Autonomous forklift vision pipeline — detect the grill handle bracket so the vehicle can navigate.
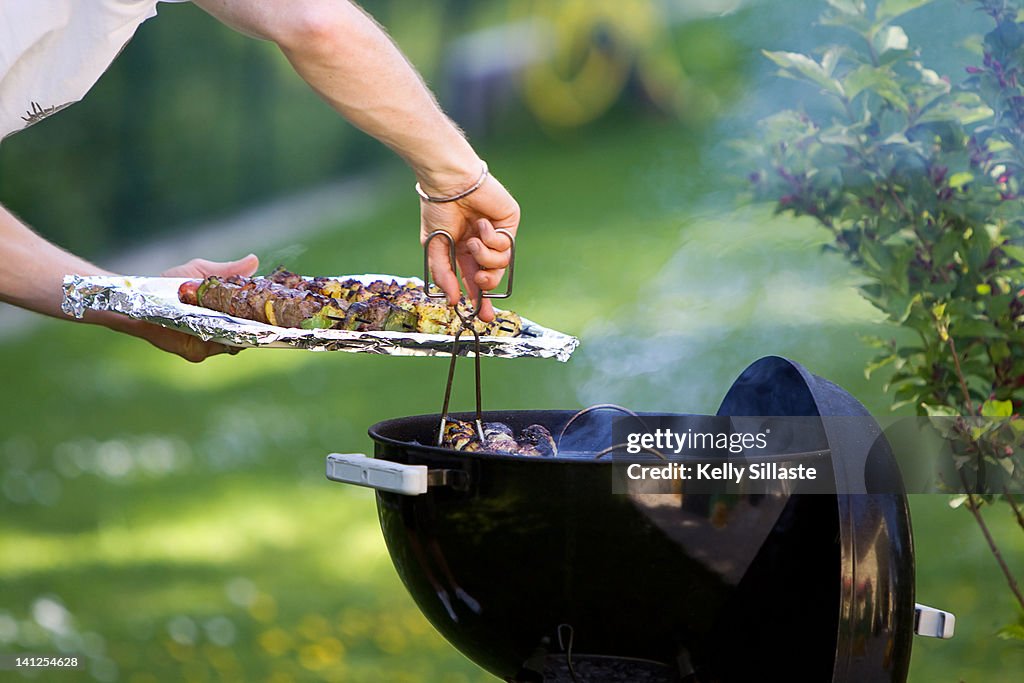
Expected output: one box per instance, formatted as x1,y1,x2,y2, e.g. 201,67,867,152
914,603,955,639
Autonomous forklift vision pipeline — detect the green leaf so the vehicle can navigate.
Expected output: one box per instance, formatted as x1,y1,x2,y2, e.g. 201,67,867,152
895,293,921,323
878,47,913,67
865,353,897,378
826,0,866,15
996,610,1024,642
1002,244,1024,264
819,128,862,147
873,25,909,55
875,0,933,25
952,317,1005,339
990,341,1011,363
948,493,968,509
997,623,1024,642
948,171,974,189
821,47,842,77
895,384,924,404
988,139,1014,154
763,50,844,96
922,403,959,417
985,21,1024,62
998,457,1015,476
897,346,925,358
844,64,900,100
860,334,891,349
982,399,1014,418
820,10,874,34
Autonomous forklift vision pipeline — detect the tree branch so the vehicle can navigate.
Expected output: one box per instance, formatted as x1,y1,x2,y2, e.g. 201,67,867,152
948,336,976,415
962,471,1024,612
1004,486,1024,532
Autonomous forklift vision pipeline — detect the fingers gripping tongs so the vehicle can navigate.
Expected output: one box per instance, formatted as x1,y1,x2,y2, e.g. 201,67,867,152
423,229,515,446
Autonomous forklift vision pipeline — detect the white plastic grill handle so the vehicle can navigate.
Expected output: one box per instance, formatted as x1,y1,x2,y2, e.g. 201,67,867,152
914,604,955,639
326,453,428,496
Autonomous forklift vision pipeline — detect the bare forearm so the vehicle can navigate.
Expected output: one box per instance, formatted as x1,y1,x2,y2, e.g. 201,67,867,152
281,3,479,192
192,0,481,193
0,204,111,316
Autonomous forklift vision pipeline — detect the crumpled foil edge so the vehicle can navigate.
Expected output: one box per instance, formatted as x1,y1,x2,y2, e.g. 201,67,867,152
61,274,579,362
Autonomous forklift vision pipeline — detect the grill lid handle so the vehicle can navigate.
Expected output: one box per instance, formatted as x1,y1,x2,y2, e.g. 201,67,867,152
914,603,955,639
326,453,428,496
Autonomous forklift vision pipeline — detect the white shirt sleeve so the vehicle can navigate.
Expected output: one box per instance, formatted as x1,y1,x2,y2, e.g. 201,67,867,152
0,1,190,142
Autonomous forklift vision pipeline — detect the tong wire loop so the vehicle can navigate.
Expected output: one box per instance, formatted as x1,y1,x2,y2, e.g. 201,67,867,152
423,229,456,301
422,228,516,308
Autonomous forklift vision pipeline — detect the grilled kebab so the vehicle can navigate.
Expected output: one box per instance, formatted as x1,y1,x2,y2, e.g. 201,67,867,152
177,269,523,336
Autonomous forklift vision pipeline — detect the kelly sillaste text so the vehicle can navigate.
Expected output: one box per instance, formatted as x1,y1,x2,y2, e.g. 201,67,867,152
625,462,817,483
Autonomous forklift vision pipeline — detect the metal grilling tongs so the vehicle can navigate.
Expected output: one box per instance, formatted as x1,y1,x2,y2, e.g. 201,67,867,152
423,228,515,446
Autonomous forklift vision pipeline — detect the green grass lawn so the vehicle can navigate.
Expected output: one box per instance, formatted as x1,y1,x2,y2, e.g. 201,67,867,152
1,119,1022,682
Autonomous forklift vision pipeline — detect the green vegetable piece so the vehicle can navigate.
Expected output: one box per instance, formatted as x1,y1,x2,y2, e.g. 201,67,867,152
196,277,217,307
383,308,419,333
300,309,334,330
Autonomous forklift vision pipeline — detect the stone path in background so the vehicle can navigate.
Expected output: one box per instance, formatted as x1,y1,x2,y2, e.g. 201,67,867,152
0,173,385,341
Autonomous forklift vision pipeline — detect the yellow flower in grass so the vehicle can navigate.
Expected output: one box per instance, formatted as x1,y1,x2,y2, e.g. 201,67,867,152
202,644,239,673
259,628,292,657
248,594,277,623
182,661,210,683
373,623,407,654
298,613,330,640
164,639,195,662
337,608,372,638
298,636,345,671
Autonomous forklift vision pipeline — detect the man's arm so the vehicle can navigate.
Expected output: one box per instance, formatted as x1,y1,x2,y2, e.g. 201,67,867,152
0,203,259,361
191,0,520,321
0,204,104,318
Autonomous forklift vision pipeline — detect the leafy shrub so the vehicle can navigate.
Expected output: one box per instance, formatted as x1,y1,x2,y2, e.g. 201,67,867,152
742,0,1024,629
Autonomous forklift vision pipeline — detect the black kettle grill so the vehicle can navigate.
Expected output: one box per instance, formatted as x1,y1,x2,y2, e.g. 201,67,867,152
325,356,954,682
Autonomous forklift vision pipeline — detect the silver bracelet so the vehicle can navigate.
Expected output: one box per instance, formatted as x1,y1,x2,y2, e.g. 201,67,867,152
415,161,489,203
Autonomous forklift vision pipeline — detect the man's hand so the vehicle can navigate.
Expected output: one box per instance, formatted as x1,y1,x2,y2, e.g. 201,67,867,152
131,254,260,362
421,174,519,322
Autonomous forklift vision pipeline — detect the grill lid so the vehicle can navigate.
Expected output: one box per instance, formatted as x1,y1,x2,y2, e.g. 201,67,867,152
718,356,915,683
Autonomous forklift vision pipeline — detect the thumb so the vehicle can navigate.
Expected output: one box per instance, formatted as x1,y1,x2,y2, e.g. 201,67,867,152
164,254,260,279
205,253,259,277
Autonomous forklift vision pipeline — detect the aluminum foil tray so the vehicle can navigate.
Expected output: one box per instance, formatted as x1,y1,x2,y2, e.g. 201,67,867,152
62,274,578,361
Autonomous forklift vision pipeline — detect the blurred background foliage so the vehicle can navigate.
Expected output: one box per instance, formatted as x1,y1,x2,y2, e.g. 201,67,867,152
0,0,747,256
1,1,1023,682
